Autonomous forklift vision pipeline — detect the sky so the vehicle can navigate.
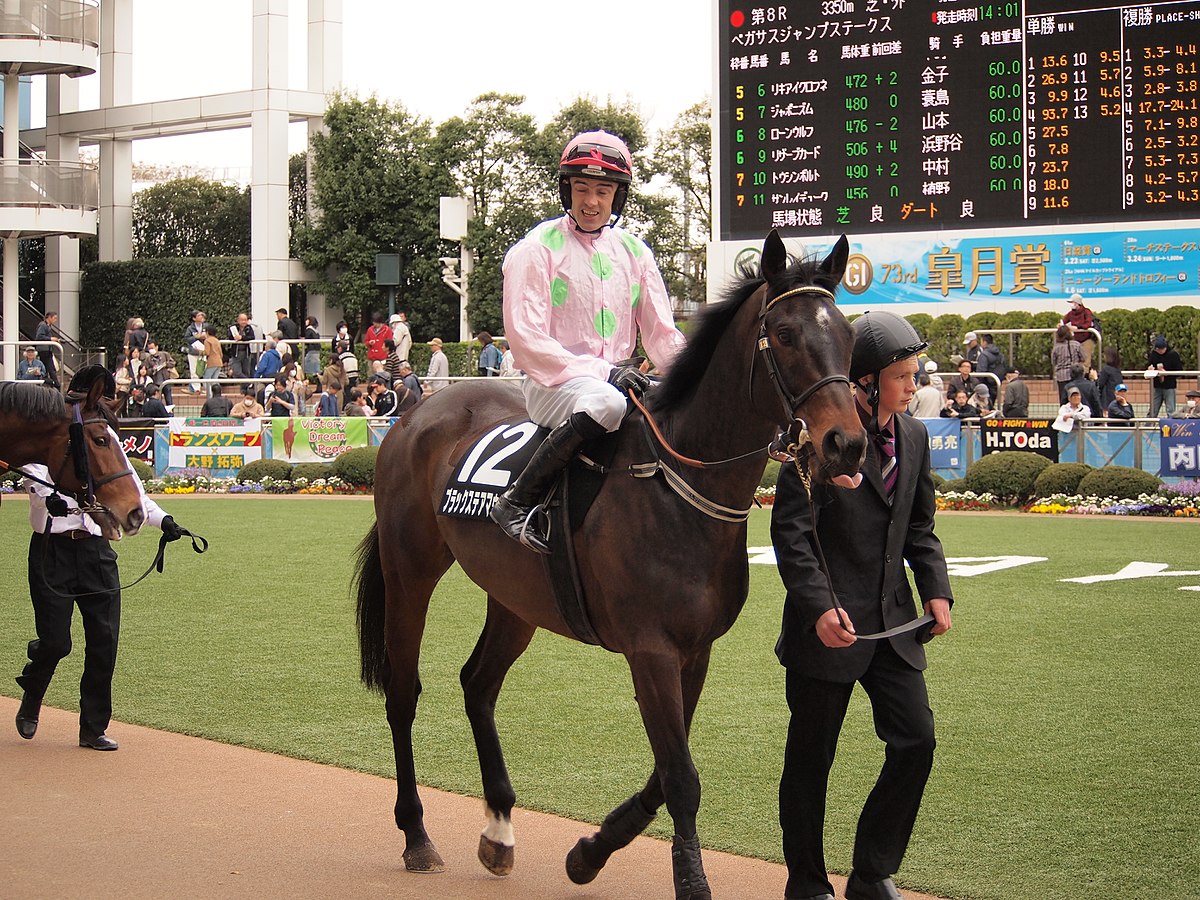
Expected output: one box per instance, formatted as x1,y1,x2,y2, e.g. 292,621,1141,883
40,0,714,181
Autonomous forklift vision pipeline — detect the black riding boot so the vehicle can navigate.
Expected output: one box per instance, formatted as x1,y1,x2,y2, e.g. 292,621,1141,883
489,412,606,554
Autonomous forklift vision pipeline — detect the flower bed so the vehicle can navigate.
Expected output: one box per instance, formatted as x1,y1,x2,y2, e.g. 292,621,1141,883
1027,491,1199,517
144,474,349,495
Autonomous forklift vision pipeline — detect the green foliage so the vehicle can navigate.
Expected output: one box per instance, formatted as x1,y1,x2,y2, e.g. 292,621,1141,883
962,451,1052,503
1076,465,1163,500
129,458,154,483
79,257,250,354
1033,462,1093,498
237,459,294,483
406,340,474,378
1,468,23,488
331,446,378,486
924,314,967,367
939,477,964,491
294,92,460,340
290,462,334,483
759,459,781,489
930,470,947,490
133,177,250,258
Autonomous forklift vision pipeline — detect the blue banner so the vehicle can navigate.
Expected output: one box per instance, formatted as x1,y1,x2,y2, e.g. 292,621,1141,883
923,418,962,470
1159,420,1200,479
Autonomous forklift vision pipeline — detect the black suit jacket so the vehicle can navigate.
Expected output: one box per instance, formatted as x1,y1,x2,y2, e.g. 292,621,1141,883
771,413,953,682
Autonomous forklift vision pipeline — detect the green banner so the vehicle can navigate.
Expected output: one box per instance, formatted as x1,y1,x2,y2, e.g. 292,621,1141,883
271,417,369,463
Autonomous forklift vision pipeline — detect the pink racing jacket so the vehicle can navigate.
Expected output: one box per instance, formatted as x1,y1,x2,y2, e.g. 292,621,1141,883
502,216,686,388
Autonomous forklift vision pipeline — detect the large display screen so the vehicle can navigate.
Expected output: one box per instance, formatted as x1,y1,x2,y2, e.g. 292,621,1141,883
716,1,1200,241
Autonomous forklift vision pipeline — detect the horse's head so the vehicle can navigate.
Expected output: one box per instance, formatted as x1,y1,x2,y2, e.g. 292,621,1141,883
62,374,147,540
756,230,867,482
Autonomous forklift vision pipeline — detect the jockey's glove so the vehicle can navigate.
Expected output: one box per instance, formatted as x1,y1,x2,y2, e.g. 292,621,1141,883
160,515,183,542
608,364,651,397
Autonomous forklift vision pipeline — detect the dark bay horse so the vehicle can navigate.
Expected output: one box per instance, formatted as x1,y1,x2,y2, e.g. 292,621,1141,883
0,372,145,539
354,231,868,898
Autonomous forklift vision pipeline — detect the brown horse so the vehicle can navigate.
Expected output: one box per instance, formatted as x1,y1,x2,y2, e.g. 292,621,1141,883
0,371,146,539
354,231,867,898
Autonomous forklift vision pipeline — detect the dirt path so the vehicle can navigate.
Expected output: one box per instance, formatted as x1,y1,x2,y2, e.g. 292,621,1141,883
0,697,945,899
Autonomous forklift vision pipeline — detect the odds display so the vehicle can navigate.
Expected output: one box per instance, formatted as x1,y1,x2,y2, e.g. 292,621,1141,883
716,1,1200,240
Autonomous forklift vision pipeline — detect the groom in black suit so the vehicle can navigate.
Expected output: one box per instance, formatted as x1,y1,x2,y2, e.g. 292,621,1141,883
771,311,954,900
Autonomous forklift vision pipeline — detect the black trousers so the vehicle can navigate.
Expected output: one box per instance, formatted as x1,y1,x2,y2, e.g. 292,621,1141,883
38,351,59,389
16,532,121,738
780,641,936,898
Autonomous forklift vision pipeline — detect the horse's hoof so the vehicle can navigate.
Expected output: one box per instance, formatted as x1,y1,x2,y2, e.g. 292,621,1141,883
565,839,601,885
403,841,445,873
477,834,514,876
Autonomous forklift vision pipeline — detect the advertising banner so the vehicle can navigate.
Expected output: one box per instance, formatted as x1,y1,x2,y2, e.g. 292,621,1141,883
118,418,156,463
923,418,962,470
167,417,263,476
981,418,1058,463
270,417,370,463
1159,419,1200,479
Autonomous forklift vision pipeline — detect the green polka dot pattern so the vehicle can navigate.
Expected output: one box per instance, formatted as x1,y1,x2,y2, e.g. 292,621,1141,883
594,308,617,338
551,277,569,307
630,283,641,307
591,252,614,281
620,233,643,257
540,226,566,252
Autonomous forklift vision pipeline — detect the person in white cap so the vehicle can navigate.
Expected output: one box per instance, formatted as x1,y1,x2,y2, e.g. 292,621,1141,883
425,337,448,393
961,331,980,369
1060,293,1096,369
389,311,412,363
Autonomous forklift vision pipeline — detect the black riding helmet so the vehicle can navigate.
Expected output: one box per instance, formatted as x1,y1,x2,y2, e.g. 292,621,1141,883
850,311,928,411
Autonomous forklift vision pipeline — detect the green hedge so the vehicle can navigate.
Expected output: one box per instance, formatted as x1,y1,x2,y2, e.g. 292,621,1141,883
1032,462,1093,499
237,459,293,483
331,446,378,486
80,257,251,355
1076,466,1163,500
290,462,334,483
130,458,154,483
962,451,1052,504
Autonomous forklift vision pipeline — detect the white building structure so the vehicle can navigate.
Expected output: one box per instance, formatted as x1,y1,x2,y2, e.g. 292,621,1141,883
2,0,340,378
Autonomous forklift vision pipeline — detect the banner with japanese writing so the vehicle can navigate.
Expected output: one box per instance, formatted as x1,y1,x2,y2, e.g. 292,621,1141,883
167,417,263,476
924,418,962,469
118,418,156,463
270,417,370,463
981,418,1058,463
1159,419,1200,479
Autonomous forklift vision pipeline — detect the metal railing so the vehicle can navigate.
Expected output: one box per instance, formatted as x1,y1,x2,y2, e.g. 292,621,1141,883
0,158,99,210
0,0,100,47
966,327,1102,369
0,339,61,381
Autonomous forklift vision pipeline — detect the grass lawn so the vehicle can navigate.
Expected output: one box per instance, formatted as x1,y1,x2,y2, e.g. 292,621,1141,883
1,497,1197,900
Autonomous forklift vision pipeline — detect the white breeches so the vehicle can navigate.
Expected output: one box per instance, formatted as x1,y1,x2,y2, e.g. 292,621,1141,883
523,376,626,432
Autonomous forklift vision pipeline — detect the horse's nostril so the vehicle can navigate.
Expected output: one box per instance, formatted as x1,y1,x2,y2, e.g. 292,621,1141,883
128,508,146,532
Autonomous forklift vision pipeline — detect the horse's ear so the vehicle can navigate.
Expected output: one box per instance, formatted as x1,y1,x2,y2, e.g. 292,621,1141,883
85,377,109,410
818,235,850,284
761,229,788,282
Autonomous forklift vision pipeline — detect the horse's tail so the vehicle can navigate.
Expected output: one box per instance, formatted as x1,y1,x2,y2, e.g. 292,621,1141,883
353,522,388,693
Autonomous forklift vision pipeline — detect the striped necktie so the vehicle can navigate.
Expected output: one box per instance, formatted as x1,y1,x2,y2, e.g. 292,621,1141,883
877,426,897,499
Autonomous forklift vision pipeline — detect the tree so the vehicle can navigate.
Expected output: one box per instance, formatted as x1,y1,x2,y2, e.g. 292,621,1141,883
132,177,250,258
294,92,460,340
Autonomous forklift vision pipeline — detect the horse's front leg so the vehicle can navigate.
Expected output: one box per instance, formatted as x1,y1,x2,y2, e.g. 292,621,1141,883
628,649,712,900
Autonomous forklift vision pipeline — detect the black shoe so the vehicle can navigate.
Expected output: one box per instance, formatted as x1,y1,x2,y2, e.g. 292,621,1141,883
15,693,41,740
845,872,901,900
489,493,550,555
79,732,119,751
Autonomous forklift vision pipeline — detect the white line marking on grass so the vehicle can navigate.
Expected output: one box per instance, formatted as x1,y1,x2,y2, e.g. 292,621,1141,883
1062,562,1200,584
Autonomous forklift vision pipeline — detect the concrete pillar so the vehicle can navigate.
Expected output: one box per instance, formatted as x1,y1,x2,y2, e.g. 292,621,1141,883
2,73,18,377
304,0,342,329
250,0,291,326
99,0,133,261
46,75,82,343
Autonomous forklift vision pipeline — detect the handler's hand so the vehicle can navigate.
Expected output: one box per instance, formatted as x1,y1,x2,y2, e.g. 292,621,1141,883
925,598,952,637
815,607,857,648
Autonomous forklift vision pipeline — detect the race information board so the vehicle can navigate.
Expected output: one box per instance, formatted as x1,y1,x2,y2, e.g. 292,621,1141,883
716,1,1200,240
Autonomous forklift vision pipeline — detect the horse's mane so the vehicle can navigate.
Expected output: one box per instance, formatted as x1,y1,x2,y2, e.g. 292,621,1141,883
650,251,838,412
0,381,67,422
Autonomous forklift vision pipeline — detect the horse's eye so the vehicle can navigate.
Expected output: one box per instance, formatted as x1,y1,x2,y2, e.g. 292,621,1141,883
94,436,108,447
776,327,795,347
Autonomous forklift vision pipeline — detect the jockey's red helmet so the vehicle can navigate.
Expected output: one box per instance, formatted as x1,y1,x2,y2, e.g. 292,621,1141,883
558,130,633,220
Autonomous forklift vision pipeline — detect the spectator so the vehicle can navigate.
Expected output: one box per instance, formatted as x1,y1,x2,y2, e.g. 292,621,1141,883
1061,293,1096,370
1053,385,1090,433
227,313,256,379
112,353,133,396
923,358,943,392
1052,323,1083,402
201,383,234,417
123,316,149,357
316,381,341,416
940,388,978,420
254,337,283,378
201,324,225,396
1095,346,1124,415
498,338,516,377
280,358,308,415
331,320,353,357
342,387,370,416
125,347,151,391
144,339,176,406
1146,335,1183,417
425,337,449,393
364,311,391,364
265,374,296,417
961,330,980,369
302,316,322,377
1001,367,1029,418
907,372,943,418
122,385,146,418
946,359,978,399
230,387,264,420
389,311,412,363
1065,364,1102,422
318,354,344,394
974,333,1006,401
393,362,421,413
17,346,45,381
1182,390,1200,419
368,374,397,416
35,311,62,389
397,359,422,402
275,307,299,340
183,309,207,391
338,347,361,400
142,384,170,418
970,383,998,419
476,330,502,377
1106,383,1135,425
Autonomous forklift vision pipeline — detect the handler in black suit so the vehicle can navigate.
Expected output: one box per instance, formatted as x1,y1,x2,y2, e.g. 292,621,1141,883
771,311,954,900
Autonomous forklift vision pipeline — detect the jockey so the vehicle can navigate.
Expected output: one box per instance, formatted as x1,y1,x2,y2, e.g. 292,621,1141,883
490,130,686,553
